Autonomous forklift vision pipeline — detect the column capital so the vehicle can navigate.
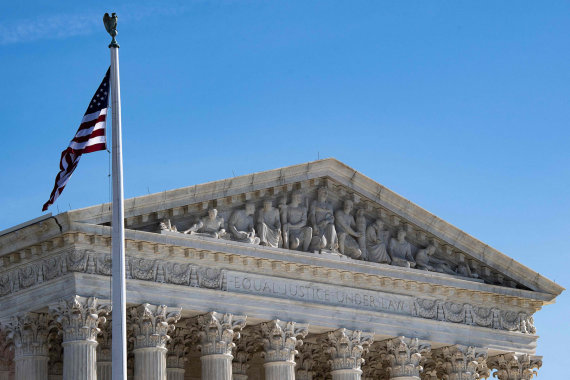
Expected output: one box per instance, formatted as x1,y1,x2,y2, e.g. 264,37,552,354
322,328,374,372
51,295,111,343
166,327,187,369
97,318,112,362
296,341,325,380
428,345,488,380
488,353,542,380
190,311,247,356
260,319,308,363
379,336,430,379
5,312,51,357
129,303,181,349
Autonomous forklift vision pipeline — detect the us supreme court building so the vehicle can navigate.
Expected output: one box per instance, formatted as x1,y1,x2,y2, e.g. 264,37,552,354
0,159,563,380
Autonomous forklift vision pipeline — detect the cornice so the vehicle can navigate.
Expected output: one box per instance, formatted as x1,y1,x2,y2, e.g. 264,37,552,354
0,222,549,314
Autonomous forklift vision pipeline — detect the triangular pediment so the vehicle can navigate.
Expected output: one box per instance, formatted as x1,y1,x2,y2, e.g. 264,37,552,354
68,159,563,298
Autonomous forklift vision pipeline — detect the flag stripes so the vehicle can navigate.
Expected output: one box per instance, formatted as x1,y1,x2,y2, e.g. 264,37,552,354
42,68,111,211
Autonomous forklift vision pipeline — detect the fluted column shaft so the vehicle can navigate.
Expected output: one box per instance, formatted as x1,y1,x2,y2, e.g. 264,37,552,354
133,347,167,380
202,354,233,380
96,362,111,380
62,341,97,380
331,368,361,380
14,356,48,380
166,368,185,380
264,362,295,380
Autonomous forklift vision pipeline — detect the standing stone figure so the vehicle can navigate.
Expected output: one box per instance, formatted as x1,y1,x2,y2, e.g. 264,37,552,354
228,203,261,245
334,200,363,259
309,187,338,251
183,208,228,239
282,191,313,251
257,200,282,248
388,229,416,268
355,209,368,259
366,219,391,264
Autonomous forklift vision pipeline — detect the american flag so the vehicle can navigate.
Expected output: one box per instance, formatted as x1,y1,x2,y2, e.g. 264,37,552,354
42,68,111,211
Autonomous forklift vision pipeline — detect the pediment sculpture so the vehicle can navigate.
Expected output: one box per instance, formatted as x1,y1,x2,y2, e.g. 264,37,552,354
159,187,481,281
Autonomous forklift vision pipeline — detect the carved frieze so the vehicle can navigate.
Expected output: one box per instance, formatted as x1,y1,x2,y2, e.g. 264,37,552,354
0,248,537,335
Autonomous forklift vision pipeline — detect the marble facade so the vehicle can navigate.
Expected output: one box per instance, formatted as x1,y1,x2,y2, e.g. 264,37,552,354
0,159,563,379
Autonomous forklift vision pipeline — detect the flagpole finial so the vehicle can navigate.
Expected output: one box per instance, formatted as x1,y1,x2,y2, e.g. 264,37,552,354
103,13,119,48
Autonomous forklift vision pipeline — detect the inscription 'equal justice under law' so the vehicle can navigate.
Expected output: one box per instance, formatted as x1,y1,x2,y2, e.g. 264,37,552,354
227,272,411,314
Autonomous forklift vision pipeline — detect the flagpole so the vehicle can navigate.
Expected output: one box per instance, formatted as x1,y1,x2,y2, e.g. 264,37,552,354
104,13,127,380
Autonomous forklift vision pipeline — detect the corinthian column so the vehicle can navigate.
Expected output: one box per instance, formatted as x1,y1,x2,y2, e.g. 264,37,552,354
130,304,182,380
51,296,111,380
96,320,112,380
430,345,488,380
6,313,50,380
260,320,308,380
379,336,430,380
488,353,542,380
166,328,187,380
0,329,14,380
322,328,374,380
192,312,247,380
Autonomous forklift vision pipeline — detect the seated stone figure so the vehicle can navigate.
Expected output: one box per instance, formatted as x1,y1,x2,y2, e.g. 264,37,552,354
309,187,338,252
282,191,313,251
388,229,416,268
159,219,178,232
257,200,282,248
183,208,228,239
334,200,363,259
228,203,261,245
366,219,391,264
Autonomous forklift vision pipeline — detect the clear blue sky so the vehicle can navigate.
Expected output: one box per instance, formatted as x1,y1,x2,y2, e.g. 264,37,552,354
1,1,568,377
